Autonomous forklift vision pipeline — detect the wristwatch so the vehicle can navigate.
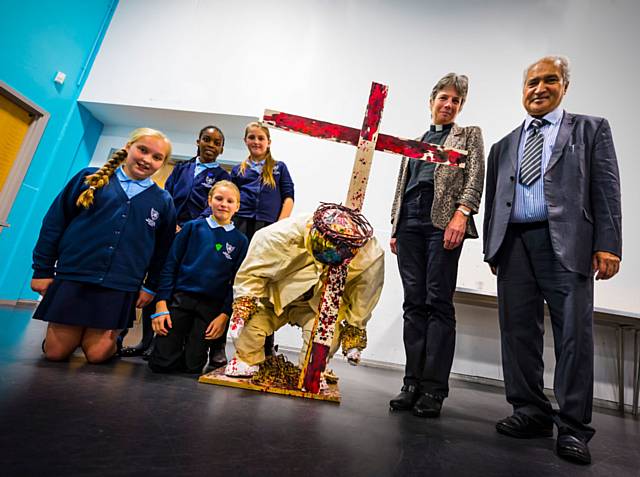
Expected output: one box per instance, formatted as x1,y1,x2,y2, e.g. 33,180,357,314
456,207,471,217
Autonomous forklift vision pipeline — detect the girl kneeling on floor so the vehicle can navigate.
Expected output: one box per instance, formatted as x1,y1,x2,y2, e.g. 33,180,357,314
31,128,177,363
149,180,248,373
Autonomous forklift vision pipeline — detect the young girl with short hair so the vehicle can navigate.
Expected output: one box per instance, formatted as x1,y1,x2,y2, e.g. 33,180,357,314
31,128,177,364
149,180,248,374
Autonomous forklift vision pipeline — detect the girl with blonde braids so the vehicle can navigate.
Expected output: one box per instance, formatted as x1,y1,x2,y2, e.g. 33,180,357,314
31,128,177,364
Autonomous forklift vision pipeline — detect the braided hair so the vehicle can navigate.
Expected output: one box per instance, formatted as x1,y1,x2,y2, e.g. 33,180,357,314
76,127,171,209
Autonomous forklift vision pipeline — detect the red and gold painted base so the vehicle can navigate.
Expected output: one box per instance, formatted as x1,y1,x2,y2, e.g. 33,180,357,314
198,367,341,403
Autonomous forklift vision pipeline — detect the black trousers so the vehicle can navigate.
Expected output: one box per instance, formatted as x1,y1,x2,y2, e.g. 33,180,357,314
149,292,226,374
496,222,595,441
396,196,462,398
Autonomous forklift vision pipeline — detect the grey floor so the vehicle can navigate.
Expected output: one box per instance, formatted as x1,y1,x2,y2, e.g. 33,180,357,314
0,304,638,476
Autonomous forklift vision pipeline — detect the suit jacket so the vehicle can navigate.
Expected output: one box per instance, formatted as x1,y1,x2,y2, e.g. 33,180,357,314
483,111,622,276
390,124,485,238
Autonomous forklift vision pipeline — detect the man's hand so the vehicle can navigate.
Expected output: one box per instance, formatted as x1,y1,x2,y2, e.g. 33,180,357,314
592,251,621,280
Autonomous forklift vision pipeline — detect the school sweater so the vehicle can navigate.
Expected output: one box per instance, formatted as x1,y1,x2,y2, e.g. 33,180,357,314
32,167,176,292
157,217,248,314
231,161,295,223
164,157,231,226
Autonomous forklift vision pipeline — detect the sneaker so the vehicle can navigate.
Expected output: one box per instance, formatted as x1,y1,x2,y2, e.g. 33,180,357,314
224,356,259,377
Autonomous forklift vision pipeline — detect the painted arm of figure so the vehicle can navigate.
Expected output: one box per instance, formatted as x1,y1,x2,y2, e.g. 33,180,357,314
444,127,485,250
589,118,622,280
229,225,295,339
338,239,385,364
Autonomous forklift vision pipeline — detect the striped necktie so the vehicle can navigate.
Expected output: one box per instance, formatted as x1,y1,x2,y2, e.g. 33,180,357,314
519,118,546,186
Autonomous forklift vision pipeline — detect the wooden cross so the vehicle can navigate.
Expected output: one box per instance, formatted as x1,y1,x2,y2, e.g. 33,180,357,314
263,82,466,393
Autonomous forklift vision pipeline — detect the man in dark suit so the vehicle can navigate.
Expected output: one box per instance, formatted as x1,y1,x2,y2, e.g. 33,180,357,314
483,56,622,465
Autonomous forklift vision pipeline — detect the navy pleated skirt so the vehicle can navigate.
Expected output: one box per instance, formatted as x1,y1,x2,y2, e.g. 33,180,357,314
32,279,137,330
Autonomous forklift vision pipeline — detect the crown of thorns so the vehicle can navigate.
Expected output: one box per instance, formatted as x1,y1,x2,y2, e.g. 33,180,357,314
312,202,373,248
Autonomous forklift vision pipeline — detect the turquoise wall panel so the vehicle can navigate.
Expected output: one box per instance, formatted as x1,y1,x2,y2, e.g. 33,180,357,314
0,0,118,301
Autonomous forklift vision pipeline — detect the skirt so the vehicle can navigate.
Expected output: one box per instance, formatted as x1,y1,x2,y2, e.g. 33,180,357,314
32,279,137,330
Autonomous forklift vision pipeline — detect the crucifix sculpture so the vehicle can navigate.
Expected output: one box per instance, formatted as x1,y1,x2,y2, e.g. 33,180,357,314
262,82,467,393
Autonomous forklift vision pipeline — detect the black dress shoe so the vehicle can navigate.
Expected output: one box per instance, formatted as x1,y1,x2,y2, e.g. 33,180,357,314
389,385,419,411
496,413,553,438
556,431,591,465
412,393,443,418
119,345,147,358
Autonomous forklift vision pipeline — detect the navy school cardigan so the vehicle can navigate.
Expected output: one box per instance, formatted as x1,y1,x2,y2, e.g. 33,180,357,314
164,158,231,226
156,218,248,315
231,161,295,223
32,167,177,292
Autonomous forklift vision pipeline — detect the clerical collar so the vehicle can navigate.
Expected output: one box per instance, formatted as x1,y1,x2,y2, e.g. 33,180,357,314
430,123,453,132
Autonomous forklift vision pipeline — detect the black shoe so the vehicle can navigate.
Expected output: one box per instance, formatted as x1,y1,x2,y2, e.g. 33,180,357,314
496,414,553,438
412,393,443,418
142,345,154,361
556,431,591,465
119,345,148,358
208,346,228,369
389,385,420,411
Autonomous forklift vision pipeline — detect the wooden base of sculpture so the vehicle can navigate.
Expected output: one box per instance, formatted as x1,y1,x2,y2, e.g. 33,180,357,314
198,367,341,403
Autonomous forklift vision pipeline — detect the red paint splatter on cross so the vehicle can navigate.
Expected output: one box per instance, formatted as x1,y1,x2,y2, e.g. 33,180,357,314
360,83,387,142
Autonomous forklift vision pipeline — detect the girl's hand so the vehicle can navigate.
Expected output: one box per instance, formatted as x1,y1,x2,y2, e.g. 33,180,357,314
205,313,229,340
136,290,154,308
443,211,467,250
31,278,54,296
152,312,172,336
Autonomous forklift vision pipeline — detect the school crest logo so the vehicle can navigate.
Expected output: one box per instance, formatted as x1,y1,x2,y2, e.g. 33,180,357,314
146,208,159,227
203,175,215,188
222,242,236,260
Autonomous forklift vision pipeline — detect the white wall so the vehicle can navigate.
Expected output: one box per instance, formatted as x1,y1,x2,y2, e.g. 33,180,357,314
82,0,640,404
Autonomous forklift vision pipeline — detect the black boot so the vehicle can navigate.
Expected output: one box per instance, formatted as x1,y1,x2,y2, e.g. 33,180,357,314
412,392,444,418
389,385,420,411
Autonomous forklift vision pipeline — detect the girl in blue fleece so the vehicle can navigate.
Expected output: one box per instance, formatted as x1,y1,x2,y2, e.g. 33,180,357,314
165,125,230,229
149,180,248,373
231,121,295,240
31,128,176,364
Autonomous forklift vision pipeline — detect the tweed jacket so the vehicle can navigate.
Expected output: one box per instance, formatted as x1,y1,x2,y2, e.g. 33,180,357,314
390,124,485,238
